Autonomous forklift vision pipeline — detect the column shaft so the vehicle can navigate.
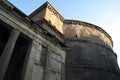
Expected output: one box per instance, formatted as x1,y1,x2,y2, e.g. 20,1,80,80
0,29,20,80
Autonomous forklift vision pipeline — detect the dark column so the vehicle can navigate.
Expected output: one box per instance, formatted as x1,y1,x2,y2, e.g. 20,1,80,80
0,29,20,80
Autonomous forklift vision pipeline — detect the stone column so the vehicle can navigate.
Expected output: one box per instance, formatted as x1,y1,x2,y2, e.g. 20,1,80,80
0,29,20,80
23,41,43,80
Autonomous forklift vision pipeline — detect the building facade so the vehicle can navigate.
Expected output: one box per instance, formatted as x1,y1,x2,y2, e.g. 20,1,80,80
0,1,66,80
0,0,120,80
63,20,120,80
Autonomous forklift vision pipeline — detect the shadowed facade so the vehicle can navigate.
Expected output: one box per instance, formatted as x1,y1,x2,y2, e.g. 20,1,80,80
63,20,120,80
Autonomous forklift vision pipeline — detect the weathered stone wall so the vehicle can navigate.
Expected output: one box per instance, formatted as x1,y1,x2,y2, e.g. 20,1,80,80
24,40,66,80
65,40,120,80
30,2,64,34
63,20,120,80
0,2,66,80
63,20,113,48
30,9,46,22
1,1,120,80
45,7,64,33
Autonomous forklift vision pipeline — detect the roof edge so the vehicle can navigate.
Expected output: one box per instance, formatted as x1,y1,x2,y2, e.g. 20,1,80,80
29,1,64,22
64,19,113,47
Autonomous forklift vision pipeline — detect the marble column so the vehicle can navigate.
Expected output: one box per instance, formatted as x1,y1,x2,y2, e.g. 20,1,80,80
0,29,20,80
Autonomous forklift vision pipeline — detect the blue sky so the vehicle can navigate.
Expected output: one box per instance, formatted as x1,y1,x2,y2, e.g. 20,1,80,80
8,0,120,66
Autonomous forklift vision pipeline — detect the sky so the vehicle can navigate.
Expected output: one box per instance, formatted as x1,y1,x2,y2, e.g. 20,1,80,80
8,0,120,66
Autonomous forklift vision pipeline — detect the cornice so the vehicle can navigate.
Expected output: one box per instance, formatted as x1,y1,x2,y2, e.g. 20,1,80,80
46,2,64,22
0,1,14,11
64,19,113,47
29,2,64,22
